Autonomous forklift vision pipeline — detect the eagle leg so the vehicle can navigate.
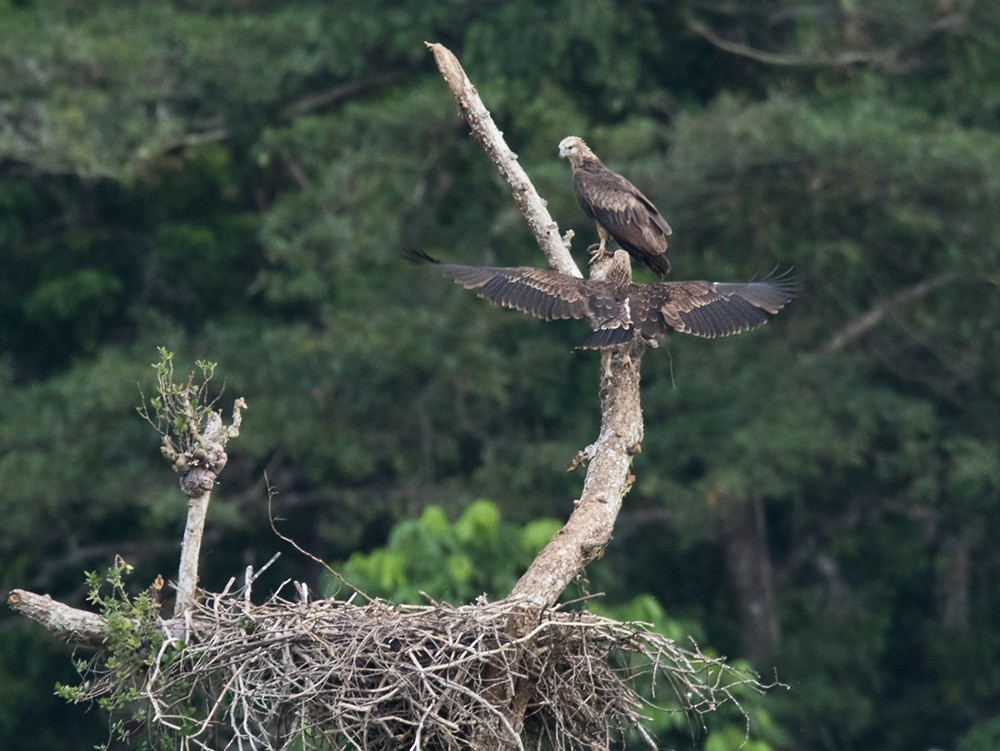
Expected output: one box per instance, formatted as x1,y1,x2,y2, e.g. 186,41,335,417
590,224,611,263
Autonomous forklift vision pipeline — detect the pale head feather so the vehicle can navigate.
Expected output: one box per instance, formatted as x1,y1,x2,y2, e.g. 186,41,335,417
558,136,597,166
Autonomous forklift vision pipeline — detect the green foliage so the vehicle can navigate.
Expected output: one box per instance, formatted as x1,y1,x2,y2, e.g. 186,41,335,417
957,717,1000,751
340,506,786,749
336,500,561,603
589,595,786,750
56,559,179,751
139,347,219,458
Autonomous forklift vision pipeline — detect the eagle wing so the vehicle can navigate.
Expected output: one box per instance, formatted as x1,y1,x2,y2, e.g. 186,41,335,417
409,250,594,322
634,273,795,339
409,250,635,349
410,251,792,347
573,165,672,277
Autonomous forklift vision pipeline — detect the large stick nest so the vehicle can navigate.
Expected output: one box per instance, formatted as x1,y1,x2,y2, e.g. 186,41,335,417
124,583,759,750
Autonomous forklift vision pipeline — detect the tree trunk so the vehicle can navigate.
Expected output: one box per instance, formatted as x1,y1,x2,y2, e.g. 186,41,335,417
721,495,781,663
938,531,971,634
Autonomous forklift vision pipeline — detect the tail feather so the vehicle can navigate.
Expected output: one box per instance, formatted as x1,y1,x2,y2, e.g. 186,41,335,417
404,248,440,265
642,251,671,279
577,326,633,350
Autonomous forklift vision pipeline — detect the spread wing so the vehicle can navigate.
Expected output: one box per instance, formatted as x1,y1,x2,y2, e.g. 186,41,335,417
573,164,672,277
634,272,796,338
408,249,594,322
409,251,793,347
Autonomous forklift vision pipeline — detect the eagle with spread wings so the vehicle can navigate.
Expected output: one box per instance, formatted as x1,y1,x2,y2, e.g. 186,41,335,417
559,136,672,278
410,249,794,350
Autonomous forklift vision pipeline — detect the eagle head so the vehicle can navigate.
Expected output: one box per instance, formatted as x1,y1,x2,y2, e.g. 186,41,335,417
558,136,598,168
558,136,584,160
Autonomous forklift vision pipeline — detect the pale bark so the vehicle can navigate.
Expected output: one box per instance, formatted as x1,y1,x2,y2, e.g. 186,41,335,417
11,51,647,751
426,42,645,610
826,272,958,352
426,44,648,750
174,490,212,616
426,42,580,279
171,397,245,617
510,344,644,606
7,589,106,647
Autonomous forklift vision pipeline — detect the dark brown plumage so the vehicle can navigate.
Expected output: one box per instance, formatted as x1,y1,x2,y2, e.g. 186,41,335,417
559,136,672,278
410,249,794,350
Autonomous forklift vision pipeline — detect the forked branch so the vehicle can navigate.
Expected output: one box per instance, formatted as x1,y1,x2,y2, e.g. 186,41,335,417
426,42,646,609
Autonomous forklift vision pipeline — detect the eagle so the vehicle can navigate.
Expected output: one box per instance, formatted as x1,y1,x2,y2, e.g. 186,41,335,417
559,135,672,278
410,249,794,350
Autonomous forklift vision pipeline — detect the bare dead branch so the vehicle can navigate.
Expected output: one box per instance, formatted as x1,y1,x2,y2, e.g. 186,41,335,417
826,272,959,352
175,491,212,617
281,69,405,118
7,589,106,647
426,42,580,278
7,44,765,751
173,397,247,616
688,6,967,74
510,342,644,607
688,19,900,68
266,476,373,602
425,42,646,611
167,127,232,150
77,589,760,750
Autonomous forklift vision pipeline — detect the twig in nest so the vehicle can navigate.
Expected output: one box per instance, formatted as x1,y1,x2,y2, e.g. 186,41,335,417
73,589,768,750
265,474,373,603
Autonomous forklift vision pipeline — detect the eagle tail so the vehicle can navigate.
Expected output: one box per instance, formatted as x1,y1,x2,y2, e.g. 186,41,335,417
577,327,634,350
643,251,671,279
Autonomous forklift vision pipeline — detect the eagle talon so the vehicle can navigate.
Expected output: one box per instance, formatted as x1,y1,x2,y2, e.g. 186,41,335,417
587,242,608,265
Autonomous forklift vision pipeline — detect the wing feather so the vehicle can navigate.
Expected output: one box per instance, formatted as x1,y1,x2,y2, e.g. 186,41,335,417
426,259,594,322
573,165,671,277
640,274,795,339
410,250,793,347
578,326,634,350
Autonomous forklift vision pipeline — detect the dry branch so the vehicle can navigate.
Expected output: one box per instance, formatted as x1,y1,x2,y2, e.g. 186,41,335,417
426,42,646,611
826,272,959,352
424,44,657,745
511,343,644,607
4,43,765,751
688,9,966,74
171,397,246,616
7,589,106,647
426,42,580,278
688,19,900,68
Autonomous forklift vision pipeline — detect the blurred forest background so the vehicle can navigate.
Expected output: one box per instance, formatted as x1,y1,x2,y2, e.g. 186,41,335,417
1,0,999,749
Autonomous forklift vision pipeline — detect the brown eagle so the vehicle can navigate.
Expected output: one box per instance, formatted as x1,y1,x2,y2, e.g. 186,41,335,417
559,135,672,278
410,249,794,350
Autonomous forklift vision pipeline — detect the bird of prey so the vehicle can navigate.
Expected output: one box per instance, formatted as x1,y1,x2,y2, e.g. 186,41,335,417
410,249,794,350
559,135,672,278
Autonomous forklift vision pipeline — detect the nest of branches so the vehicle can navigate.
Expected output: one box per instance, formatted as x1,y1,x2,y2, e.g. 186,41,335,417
109,580,764,751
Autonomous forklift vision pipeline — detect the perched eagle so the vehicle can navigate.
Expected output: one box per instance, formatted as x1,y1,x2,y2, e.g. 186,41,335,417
559,136,672,278
410,249,794,350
